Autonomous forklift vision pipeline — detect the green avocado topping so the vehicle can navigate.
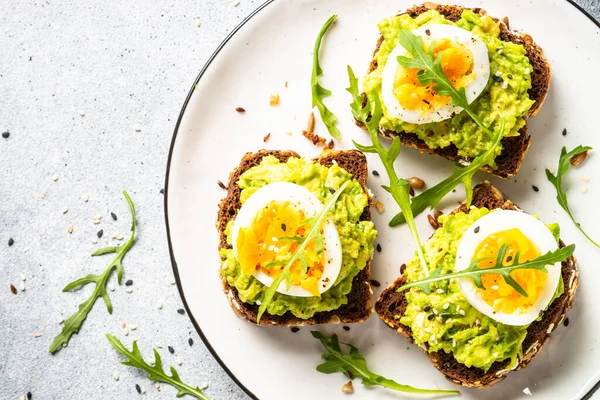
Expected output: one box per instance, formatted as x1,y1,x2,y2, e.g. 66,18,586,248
399,208,564,372
362,9,535,159
220,156,377,319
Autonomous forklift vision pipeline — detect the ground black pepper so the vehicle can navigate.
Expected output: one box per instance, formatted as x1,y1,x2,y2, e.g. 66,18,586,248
2,131,9,139
159,188,165,194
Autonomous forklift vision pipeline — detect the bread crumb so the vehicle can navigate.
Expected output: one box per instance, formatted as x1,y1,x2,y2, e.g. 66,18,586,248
269,93,280,106
194,18,201,27
341,381,354,394
52,174,59,181
582,176,591,182
302,129,326,146
523,387,532,396
67,225,74,234
373,201,385,214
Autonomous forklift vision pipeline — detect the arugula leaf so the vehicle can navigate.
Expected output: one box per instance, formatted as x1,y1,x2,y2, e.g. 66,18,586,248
397,244,575,295
311,14,341,140
49,191,136,354
256,180,350,323
546,146,599,248
107,334,209,400
347,66,429,276
396,29,490,133
389,121,504,226
311,331,459,396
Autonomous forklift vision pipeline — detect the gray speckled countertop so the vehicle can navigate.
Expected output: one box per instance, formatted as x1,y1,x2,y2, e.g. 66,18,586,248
1,1,599,399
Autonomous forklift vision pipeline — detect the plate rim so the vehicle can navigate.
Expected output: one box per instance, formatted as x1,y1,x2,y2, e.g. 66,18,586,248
163,1,600,399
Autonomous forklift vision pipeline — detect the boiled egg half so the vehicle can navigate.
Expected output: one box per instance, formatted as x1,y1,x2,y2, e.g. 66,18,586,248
381,24,490,124
231,182,342,297
455,210,562,326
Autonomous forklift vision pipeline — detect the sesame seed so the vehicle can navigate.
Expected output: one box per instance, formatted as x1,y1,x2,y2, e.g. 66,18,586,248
97,230,103,238
452,339,456,347
343,326,350,331
149,357,156,365
562,128,567,136
177,308,185,315
2,131,9,139
376,244,382,252
154,382,160,390
459,310,466,316
502,80,508,89
79,110,86,116
429,334,436,343
125,279,133,286
52,174,59,181
19,282,26,291
475,319,481,326
108,283,115,291
474,226,480,234
232,0,240,6
20,273,26,281
176,357,183,365
83,193,90,202
157,300,163,309
135,384,142,394
111,212,117,221
492,75,504,83
62,207,69,214
67,225,74,234
27,393,32,400
427,314,434,320
564,318,570,327
435,288,444,294
112,371,120,381
291,327,300,333
194,18,201,27
168,346,175,354
156,343,163,348
133,124,141,132
188,338,194,346
130,325,137,331
170,279,176,285
125,287,133,293
443,303,449,310
8,238,14,246
57,317,64,324
372,170,380,176
423,306,431,312
433,309,438,315
33,333,42,337
492,285,499,290
532,185,539,192
124,326,130,336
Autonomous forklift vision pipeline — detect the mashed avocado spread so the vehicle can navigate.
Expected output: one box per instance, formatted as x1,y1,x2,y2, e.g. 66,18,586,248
220,156,377,319
363,10,535,159
399,209,563,371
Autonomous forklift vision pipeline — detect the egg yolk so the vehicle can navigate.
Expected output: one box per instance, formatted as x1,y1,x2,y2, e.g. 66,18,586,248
393,39,475,112
471,228,547,315
236,200,325,296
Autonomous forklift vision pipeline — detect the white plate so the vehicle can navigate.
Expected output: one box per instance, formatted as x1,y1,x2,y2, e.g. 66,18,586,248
165,1,600,399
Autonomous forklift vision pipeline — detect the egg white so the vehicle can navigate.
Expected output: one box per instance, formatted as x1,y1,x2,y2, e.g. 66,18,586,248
381,24,490,124
455,210,561,326
231,182,342,297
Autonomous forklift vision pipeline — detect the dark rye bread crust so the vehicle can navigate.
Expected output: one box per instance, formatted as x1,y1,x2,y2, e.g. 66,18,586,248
360,3,552,179
375,182,579,388
217,150,373,326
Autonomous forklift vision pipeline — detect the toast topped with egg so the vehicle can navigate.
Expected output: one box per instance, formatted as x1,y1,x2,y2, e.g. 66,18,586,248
359,3,551,179
218,150,377,326
375,182,578,387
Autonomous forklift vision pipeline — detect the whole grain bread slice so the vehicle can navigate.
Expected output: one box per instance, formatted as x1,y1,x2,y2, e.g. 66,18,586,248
217,149,374,326
359,3,552,179
375,182,579,388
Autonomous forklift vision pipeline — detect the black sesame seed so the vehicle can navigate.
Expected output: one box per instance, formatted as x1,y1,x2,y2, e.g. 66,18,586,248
492,75,504,83
343,326,350,331
424,305,431,312
506,256,513,262
444,337,453,342
2,131,9,139
111,212,117,221
564,318,570,327
507,74,513,79
562,128,567,136
532,185,539,192
441,313,450,319
8,238,14,246
159,188,165,194
125,279,133,286
427,314,435,321
27,392,32,400
97,229,104,238
135,384,141,394
376,244,382,253
291,327,300,333
168,346,174,354
329,188,335,194
281,223,287,232
188,338,194,346
474,226,480,234
372,170,380,176
177,308,185,315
